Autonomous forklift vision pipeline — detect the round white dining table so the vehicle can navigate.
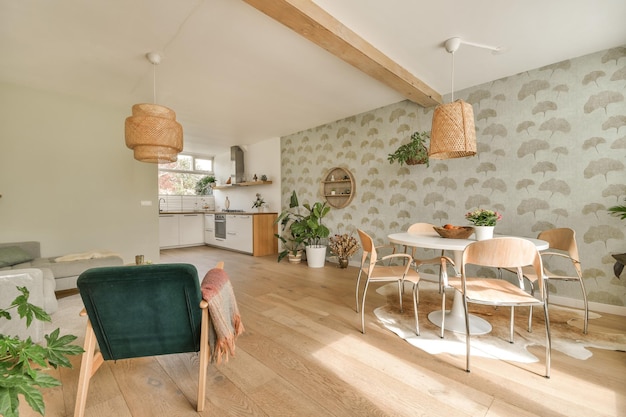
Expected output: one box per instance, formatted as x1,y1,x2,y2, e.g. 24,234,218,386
387,231,549,335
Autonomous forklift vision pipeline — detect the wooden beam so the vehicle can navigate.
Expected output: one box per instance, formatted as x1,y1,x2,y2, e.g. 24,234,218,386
242,0,442,107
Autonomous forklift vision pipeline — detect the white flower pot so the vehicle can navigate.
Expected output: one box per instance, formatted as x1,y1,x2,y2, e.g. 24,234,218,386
474,226,495,241
305,245,327,268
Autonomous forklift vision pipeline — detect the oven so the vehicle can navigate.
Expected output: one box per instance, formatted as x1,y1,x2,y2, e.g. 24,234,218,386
215,214,226,239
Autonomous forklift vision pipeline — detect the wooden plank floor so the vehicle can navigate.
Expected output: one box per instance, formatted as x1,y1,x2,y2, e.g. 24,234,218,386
22,246,626,417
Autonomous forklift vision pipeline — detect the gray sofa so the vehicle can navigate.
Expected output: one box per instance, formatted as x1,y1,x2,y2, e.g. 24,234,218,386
0,241,123,291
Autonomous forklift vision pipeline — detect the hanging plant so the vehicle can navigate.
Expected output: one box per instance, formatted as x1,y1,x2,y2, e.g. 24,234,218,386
387,131,430,167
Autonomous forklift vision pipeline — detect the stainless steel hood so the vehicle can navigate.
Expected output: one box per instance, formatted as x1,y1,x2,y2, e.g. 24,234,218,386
230,146,245,183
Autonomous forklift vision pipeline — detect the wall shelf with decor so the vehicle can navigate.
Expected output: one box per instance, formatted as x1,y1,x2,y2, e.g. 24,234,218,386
213,181,272,190
320,167,355,209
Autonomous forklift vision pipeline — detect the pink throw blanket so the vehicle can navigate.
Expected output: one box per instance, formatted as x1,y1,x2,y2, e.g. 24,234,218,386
200,268,244,364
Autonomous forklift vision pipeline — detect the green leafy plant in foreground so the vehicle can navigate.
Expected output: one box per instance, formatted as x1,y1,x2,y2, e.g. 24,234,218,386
0,287,83,417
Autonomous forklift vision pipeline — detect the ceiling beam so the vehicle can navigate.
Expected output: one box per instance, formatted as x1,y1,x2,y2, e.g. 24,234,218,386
242,0,442,107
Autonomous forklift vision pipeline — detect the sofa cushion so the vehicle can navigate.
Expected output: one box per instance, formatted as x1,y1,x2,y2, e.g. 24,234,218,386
0,246,34,267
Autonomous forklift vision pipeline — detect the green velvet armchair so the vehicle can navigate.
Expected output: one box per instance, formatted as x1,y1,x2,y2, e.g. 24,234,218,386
74,262,216,417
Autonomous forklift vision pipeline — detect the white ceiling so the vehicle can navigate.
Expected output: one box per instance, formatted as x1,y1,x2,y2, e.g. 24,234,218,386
1,0,625,154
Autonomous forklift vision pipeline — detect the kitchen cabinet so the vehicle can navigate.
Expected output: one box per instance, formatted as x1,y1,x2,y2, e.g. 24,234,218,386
224,215,253,253
159,214,179,248
179,213,203,246
204,214,216,245
159,213,204,248
203,213,277,256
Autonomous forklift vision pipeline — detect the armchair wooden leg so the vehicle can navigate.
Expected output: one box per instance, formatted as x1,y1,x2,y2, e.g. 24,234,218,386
74,320,103,417
197,303,210,411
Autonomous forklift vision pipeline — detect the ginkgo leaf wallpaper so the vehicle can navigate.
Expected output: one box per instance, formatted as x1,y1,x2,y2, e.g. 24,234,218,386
280,46,626,309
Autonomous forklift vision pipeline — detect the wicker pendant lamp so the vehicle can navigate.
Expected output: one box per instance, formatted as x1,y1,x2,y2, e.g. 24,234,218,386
125,52,183,163
429,38,476,160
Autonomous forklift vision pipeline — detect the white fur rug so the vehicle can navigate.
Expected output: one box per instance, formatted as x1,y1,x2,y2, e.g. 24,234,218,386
374,282,626,363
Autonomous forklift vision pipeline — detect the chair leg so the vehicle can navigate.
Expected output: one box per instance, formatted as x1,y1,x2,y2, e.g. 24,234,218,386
397,280,403,312
355,269,363,313
543,301,552,378
579,278,589,334
527,280,535,333
440,288,447,339
412,283,419,336
509,307,515,343
74,320,103,417
463,296,471,373
360,280,370,334
197,304,210,411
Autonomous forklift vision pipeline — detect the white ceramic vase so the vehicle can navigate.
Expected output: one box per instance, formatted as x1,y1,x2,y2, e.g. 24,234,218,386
474,226,495,241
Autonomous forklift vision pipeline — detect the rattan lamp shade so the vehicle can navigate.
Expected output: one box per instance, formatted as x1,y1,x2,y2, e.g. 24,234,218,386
429,99,477,159
125,103,183,163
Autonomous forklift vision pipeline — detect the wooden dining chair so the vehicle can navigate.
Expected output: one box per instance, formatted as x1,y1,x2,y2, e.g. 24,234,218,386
74,262,216,417
356,229,420,334
451,237,551,377
521,228,589,334
406,222,455,293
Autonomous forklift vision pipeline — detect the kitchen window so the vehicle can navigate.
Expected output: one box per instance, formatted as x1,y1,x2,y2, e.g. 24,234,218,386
158,153,214,195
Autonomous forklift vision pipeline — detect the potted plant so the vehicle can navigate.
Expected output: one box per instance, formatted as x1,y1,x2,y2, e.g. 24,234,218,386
465,208,502,240
0,286,83,417
275,191,331,268
195,175,216,195
252,193,266,212
274,191,305,263
387,131,430,166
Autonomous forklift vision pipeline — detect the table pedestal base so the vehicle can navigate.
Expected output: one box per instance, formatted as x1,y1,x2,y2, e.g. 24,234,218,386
427,290,492,335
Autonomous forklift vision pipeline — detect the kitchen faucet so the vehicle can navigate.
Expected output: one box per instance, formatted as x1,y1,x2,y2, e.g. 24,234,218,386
158,198,166,213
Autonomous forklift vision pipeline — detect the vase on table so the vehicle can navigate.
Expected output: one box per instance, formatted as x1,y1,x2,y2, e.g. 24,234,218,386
474,226,495,241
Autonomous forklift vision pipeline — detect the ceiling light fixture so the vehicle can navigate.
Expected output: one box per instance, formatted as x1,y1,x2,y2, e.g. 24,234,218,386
125,52,183,164
429,37,477,160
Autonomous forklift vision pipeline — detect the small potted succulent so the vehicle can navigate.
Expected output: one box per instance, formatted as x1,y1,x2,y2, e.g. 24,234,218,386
387,131,430,166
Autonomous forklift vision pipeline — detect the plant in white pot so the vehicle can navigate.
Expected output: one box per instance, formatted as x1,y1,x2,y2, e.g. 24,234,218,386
275,191,331,268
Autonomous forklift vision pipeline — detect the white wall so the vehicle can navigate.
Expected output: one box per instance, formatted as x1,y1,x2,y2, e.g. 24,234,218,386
0,83,160,264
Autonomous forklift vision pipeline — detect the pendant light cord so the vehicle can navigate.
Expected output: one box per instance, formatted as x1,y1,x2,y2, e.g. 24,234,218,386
152,63,157,104
450,51,455,102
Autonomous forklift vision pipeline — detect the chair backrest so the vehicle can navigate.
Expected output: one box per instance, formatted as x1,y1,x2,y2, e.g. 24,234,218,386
77,263,203,361
462,238,544,296
537,228,579,259
407,222,437,235
357,229,378,269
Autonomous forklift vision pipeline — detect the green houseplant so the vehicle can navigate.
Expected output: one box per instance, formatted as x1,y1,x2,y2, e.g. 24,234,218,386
387,131,430,167
0,287,83,417
274,191,305,263
194,175,216,195
275,191,331,267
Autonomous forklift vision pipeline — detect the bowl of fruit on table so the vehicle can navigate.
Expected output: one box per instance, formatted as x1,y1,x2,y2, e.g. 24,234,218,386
433,224,475,239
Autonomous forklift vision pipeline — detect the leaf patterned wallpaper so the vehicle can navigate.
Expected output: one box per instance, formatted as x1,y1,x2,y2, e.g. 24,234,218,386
280,46,626,308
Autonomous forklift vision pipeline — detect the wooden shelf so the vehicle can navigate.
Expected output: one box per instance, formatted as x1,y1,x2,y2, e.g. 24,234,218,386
213,181,272,190
320,167,355,209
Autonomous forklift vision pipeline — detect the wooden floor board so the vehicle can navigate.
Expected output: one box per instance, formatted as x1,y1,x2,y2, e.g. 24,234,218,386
20,245,626,417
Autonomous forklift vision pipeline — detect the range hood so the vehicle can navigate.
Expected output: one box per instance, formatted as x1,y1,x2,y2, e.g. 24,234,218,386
230,146,245,184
